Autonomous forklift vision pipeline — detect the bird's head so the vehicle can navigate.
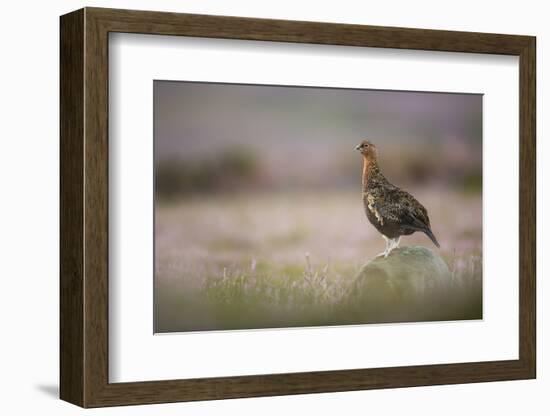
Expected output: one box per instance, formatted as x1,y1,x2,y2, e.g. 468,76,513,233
355,140,378,160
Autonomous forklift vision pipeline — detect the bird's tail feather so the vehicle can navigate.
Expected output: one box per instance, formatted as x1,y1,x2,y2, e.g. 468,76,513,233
423,228,440,248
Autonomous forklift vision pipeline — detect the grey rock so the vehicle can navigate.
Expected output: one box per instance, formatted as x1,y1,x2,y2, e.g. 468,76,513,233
347,246,459,323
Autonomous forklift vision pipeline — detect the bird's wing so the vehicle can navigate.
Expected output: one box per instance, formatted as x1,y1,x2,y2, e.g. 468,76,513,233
370,186,440,247
372,187,431,230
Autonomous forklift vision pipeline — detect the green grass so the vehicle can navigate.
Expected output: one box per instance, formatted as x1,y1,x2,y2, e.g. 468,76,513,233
201,255,355,327
156,251,482,332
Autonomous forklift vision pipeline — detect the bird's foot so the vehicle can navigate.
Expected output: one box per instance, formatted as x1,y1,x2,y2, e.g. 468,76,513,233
376,247,392,258
375,239,399,259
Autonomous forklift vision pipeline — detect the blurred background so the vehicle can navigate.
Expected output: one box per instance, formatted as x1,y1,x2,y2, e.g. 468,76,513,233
154,81,482,332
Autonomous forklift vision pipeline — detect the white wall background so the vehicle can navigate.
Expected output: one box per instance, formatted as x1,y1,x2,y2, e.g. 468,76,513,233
0,0,545,414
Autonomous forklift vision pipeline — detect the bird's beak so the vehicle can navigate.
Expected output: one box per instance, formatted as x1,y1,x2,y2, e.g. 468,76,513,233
355,145,361,150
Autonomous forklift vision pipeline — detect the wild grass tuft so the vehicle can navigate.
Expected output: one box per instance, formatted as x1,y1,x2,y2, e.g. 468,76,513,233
199,254,358,330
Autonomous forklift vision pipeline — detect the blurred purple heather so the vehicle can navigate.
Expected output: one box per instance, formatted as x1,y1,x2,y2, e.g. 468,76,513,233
154,81,482,198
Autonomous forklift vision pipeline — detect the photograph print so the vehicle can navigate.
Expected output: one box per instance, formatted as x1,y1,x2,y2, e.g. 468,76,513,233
154,81,482,333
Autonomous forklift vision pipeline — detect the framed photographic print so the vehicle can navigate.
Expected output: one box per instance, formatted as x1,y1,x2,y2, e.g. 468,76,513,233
60,7,536,408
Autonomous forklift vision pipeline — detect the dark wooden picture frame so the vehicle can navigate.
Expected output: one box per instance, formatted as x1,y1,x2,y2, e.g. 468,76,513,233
60,7,536,408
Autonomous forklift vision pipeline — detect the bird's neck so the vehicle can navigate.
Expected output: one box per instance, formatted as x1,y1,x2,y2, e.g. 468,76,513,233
362,157,380,191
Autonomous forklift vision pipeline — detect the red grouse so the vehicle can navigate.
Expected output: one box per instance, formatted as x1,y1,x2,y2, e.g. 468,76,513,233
356,140,440,257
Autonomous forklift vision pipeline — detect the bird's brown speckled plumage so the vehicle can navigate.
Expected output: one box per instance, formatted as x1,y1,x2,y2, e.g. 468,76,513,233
356,140,439,255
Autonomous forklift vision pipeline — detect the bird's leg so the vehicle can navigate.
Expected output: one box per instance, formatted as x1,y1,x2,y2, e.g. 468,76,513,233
395,236,401,248
385,237,401,257
376,235,390,258
386,238,396,257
